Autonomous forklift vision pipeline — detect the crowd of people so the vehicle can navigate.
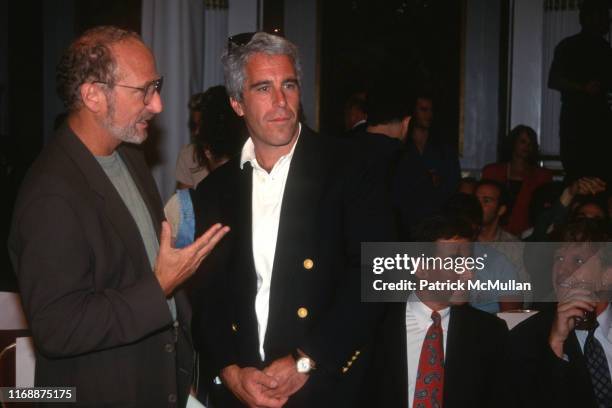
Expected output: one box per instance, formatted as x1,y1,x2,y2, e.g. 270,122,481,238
7,1,612,406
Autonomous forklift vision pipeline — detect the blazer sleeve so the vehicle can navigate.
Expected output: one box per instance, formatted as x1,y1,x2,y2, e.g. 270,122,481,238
10,192,173,359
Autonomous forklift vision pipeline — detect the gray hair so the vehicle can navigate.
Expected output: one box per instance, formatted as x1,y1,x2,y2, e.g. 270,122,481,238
221,32,302,101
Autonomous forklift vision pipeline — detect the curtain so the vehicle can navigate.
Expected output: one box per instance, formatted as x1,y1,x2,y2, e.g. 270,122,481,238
540,0,581,155
203,2,229,90
141,0,205,202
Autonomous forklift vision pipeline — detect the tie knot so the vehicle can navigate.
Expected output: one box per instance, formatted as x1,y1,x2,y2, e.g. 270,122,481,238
587,320,600,338
431,311,441,326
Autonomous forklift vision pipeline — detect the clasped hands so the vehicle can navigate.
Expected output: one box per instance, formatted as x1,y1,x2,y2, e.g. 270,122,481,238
221,354,310,408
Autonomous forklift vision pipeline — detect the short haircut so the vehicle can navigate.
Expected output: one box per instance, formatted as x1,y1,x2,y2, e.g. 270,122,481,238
443,192,484,227
56,26,141,111
222,32,302,102
345,91,367,113
411,214,475,242
366,86,410,126
550,217,610,243
580,0,609,25
476,179,510,209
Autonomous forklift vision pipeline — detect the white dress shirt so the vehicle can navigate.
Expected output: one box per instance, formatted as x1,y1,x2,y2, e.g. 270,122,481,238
574,303,612,376
239,125,301,361
405,292,451,408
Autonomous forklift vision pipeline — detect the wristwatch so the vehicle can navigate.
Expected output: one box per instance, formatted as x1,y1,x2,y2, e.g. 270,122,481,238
292,349,316,374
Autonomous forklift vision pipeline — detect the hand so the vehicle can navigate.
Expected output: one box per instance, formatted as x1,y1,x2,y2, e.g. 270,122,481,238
263,355,309,400
220,365,286,408
561,177,606,206
549,295,596,358
154,221,230,296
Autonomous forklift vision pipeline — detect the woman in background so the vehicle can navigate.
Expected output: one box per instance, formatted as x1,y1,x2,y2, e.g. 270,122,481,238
482,125,553,236
166,86,245,247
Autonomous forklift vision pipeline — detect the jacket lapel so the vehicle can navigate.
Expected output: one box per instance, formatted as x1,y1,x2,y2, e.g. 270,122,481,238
56,125,153,279
444,306,468,405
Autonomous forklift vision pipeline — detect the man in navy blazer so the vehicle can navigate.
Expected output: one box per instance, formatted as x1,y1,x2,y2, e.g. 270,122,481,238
190,32,395,407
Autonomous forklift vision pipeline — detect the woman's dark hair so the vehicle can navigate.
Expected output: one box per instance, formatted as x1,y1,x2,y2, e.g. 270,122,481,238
499,124,540,165
193,86,246,168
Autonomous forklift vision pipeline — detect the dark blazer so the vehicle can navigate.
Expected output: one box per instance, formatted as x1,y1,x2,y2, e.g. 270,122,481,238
366,303,509,408
191,127,396,407
507,308,599,408
8,124,194,407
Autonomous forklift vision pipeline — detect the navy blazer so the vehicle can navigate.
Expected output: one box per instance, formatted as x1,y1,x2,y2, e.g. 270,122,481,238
191,126,396,407
507,308,600,408
365,302,508,408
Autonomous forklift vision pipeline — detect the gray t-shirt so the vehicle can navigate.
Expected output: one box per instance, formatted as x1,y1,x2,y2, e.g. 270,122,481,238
96,151,177,320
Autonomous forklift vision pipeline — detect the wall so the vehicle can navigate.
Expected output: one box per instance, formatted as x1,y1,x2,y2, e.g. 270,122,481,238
284,0,318,130
228,0,260,35
509,0,544,134
462,0,502,170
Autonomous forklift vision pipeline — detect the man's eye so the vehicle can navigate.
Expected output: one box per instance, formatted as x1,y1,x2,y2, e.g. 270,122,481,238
554,255,565,262
575,257,585,265
284,82,297,89
257,86,269,92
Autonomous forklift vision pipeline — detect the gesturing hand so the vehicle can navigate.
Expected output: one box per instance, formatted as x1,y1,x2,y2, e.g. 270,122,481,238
154,221,230,296
221,364,286,408
263,355,309,400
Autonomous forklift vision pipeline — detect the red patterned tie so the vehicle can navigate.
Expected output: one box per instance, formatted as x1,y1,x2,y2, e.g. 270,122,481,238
413,311,444,408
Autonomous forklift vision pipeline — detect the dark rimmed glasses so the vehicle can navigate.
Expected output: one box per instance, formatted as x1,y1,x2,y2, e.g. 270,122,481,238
95,76,164,105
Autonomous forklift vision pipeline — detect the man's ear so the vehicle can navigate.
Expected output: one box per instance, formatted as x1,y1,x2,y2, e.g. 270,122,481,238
80,82,105,113
498,204,507,217
230,97,245,117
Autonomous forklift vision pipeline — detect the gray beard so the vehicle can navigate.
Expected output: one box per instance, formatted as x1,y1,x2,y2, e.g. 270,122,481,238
103,97,147,145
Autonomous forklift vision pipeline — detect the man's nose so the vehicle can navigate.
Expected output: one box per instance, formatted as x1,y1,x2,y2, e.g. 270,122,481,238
272,87,287,107
147,90,163,114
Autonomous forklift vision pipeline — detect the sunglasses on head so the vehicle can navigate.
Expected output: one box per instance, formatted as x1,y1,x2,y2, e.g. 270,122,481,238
227,32,256,49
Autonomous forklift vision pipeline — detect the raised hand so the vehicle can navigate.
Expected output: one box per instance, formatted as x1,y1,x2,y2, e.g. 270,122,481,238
154,221,230,296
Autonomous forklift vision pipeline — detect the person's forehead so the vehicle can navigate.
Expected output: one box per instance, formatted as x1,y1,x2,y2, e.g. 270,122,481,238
476,184,500,198
244,53,296,79
111,39,158,81
557,243,595,256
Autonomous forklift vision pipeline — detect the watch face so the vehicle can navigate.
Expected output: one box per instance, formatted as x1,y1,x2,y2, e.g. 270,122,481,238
296,357,311,373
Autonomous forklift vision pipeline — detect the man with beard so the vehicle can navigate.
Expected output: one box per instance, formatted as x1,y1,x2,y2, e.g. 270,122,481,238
8,26,229,406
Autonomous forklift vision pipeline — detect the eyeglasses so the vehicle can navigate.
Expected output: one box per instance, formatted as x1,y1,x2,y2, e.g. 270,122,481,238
227,32,255,49
95,76,163,105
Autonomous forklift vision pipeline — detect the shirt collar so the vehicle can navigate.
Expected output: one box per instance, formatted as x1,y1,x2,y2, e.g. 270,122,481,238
407,291,450,331
240,123,302,170
598,303,612,341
